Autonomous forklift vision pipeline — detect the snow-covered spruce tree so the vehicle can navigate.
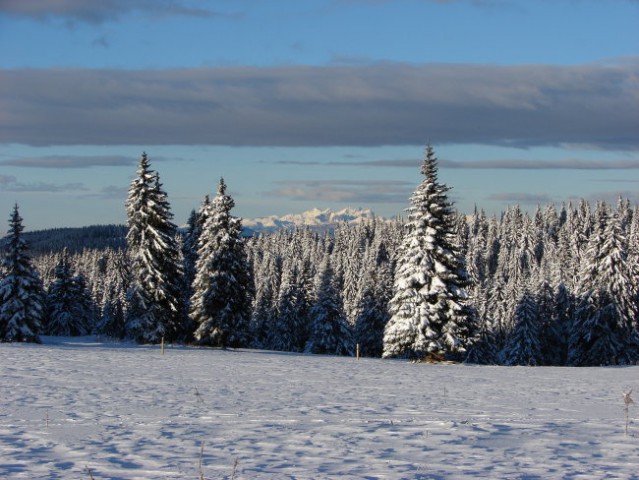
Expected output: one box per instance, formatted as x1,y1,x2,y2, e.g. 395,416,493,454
125,152,183,343
45,249,94,336
500,287,542,366
552,281,574,365
535,272,565,366
464,316,498,365
569,204,639,365
182,207,204,293
465,278,498,365
190,179,253,348
466,207,489,287
569,289,622,366
250,249,282,348
353,238,394,357
179,198,212,343
266,229,316,352
333,222,367,326
305,258,353,356
0,205,45,343
382,145,476,361
268,257,310,352
481,279,509,351
95,249,128,339
98,281,127,339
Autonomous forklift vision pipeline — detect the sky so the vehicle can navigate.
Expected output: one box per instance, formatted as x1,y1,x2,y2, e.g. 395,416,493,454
0,0,638,231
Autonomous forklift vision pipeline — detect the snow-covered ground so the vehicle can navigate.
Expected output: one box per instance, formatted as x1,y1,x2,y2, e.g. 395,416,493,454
1,337,638,479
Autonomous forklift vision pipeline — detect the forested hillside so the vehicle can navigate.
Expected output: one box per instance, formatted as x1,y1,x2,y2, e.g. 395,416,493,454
2,150,639,366
19,225,127,255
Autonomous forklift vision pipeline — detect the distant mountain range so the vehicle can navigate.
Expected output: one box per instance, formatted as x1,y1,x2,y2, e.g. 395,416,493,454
242,207,380,234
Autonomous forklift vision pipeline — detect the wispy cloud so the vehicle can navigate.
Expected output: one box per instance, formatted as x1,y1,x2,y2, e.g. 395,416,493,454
0,178,88,193
81,185,129,200
0,174,17,186
442,159,639,169
596,178,639,183
0,0,227,24
271,159,421,168
0,155,137,168
273,157,639,170
264,179,412,204
1,62,637,149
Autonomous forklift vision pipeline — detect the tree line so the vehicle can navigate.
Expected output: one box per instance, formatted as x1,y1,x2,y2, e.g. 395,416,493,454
2,149,638,366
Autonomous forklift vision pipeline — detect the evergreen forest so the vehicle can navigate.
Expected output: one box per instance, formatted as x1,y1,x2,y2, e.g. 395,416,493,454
2,149,639,367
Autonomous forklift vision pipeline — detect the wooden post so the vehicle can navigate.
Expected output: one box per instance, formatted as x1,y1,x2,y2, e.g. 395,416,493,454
161,336,165,355
356,343,360,361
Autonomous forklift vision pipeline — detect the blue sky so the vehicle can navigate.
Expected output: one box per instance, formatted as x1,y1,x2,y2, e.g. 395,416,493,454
1,0,638,230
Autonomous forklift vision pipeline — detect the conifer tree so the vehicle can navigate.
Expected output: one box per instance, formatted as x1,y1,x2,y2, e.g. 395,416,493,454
485,215,501,278
500,288,542,366
179,200,209,342
98,281,127,339
354,239,393,357
95,249,128,339
267,230,315,352
536,275,562,365
251,250,282,348
46,249,94,336
333,223,366,326
569,289,621,366
182,208,204,294
125,153,183,343
305,258,353,356
552,281,574,365
269,260,307,351
383,145,476,360
570,204,639,365
0,205,45,343
191,179,253,348
483,278,511,349
465,313,498,365
466,208,488,286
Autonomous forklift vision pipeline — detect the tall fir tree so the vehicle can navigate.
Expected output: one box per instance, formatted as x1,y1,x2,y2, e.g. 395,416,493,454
251,250,282,348
569,205,639,365
0,205,45,343
95,249,128,339
536,275,563,365
190,179,253,348
383,145,476,360
125,152,183,343
500,287,542,366
305,258,353,356
45,249,94,336
353,239,394,357
178,201,209,342
269,260,307,351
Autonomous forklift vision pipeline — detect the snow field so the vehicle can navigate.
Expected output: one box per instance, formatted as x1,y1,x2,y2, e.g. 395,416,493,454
1,337,638,479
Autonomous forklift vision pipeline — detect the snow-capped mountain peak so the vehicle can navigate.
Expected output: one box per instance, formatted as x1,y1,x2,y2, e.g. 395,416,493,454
243,207,377,233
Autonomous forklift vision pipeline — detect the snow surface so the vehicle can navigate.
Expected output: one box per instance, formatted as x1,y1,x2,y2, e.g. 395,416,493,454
1,337,638,479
